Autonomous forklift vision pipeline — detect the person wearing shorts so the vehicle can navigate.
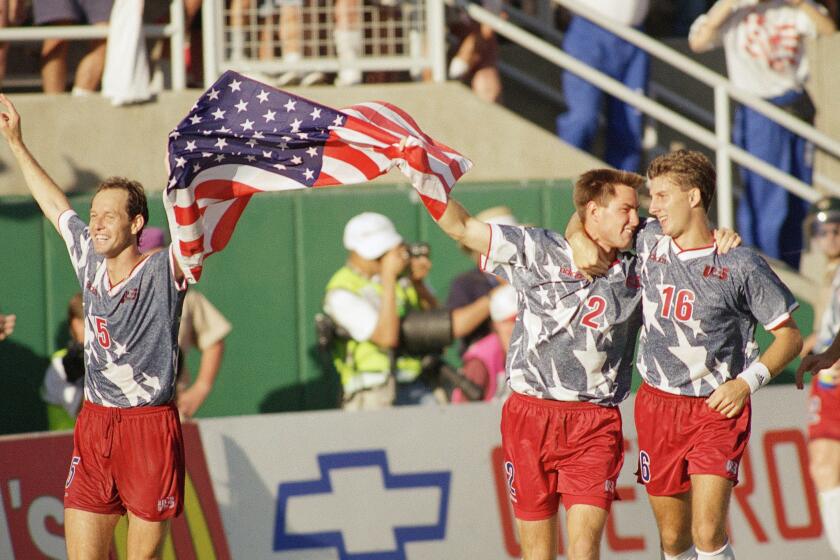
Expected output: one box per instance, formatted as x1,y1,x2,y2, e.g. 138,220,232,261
572,150,802,560
432,168,646,559
33,0,114,93
796,198,840,558
1,95,188,559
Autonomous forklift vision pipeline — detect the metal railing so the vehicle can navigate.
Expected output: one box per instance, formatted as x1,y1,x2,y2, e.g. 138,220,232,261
0,0,187,91
200,0,446,89
490,0,839,229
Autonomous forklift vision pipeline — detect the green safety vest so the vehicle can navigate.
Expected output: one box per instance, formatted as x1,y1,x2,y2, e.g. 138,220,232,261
325,266,423,394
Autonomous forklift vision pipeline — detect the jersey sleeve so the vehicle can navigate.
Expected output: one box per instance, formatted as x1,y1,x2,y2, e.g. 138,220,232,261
632,218,662,259
740,251,799,330
483,224,565,284
58,210,94,289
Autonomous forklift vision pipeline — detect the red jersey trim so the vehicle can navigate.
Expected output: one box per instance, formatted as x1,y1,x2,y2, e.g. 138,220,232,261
671,238,717,261
765,304,800,331
106,254,152,296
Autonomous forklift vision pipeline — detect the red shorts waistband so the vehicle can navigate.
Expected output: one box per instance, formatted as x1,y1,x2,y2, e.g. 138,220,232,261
82,400,177,416
510,391,616,411
640,382,710,400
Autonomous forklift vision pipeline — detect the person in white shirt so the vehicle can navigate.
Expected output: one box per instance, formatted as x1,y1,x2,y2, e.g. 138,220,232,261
689,0,836,269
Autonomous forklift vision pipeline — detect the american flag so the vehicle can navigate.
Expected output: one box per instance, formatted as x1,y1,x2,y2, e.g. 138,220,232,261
164,70,472,283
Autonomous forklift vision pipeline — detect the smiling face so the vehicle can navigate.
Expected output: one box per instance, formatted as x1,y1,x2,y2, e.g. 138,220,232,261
89,189,143,258
647,175,697,238
587,184,641,251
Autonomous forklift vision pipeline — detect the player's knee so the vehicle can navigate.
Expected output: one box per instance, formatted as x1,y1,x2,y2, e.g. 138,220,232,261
810,459,840,490
659,525,692,554
692,521,727,552
567,537,599,560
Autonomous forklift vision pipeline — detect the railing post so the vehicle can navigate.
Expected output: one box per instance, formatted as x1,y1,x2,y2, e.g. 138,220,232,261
714,84,734,229
426,0,446,82
169,0,186,91
202,0,221,89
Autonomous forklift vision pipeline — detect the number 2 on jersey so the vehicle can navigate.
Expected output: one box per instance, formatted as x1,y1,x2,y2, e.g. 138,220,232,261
95,317,111,349
660,286,695,322
582,296,607,329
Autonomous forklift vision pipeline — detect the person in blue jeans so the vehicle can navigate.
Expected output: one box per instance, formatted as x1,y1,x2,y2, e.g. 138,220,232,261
556,1,650,173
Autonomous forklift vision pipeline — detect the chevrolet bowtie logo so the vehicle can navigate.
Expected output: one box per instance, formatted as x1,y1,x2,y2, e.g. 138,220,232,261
273,450,451,559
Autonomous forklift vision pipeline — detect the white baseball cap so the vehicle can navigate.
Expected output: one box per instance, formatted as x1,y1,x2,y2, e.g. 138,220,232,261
490,284,518,322
343,212,403,260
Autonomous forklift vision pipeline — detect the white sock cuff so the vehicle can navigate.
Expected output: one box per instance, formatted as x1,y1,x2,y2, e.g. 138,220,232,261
820,486,840,503
664,547,697,560
696,539,734,559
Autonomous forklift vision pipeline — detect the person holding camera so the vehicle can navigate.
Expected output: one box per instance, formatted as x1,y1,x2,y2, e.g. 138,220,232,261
41,292,86,430
323,212,442,410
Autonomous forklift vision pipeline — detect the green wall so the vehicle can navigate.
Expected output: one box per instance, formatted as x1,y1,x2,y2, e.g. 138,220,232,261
0,181,814,434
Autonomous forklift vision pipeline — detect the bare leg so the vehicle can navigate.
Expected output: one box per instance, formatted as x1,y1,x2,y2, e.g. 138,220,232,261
566,504,609,560
810,438,840,558
690,474,732,554
517,515,557,560
41,20,74,94
0,0,8,86
64,508,121,560
126,512,170,560
647,491,694,556
74,23,109,93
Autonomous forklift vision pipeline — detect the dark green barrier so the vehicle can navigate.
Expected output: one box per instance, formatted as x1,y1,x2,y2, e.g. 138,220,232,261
0,181,815,434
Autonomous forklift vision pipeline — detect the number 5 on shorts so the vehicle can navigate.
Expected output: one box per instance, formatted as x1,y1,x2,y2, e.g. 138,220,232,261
66,456,81,488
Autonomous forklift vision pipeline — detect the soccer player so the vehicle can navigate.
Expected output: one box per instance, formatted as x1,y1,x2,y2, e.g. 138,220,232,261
570,149,803,560
434,168,645,560
795,198,840,558
0,94,187,559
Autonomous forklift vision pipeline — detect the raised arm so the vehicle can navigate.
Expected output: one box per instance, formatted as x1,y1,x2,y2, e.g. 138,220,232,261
794,0,836,36
0,95,71,231
797,330,840,388
435,198,490,255
688,0,739,53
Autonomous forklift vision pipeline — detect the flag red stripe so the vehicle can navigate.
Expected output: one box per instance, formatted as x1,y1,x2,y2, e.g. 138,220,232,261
208,195,252,254
194,180,263,201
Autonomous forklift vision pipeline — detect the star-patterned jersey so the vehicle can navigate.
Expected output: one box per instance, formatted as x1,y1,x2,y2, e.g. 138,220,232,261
815,265,840,354
634,219,798,396
483,224,642,406
59,211,187,407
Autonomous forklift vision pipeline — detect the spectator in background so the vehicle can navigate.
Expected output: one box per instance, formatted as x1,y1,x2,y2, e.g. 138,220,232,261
41,293,85,430
324,212,439,410
447,206,517,355
689,0,835,269
556,0,650,172
0,0,26,88
447,0,503,103
450,284,516,403
34,0,114,94
334,0,363,85
798,198,840,559
140,227,231,419
0,309,15,340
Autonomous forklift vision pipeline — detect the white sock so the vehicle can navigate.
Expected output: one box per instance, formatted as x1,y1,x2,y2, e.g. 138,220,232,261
696,540,735,559
663,547,697,560
820,486,840,558
448,57,469,79
334,29,363,85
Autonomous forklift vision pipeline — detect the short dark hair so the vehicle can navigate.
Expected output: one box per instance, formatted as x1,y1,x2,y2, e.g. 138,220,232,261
95,177,149,235
574,169,645,221
647,150,716,211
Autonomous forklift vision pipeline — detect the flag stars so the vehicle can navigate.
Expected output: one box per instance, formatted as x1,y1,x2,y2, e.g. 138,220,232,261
228,79,242,92
297,132,308,140
215,138,228,150
216,126,232,134
290,118,302,132
262,150,272,158
212,108,226,120
284,99,297,112
215,154,226,162
246,138,258,148
193,163,201,173
306,146,318,157
253,131,265,140
202,130,212,136
263,109,276,122
185,140,197,151
257,90,270,103
175,157,187,168
202,152,212,158
207,88,220,101
246,155,256,162
168,177,177,188
332,115,344,126
310,108,322,120
189,115,202,125
304,168,315,180
273,163,286,171
169,131,181,139
291,155,302,165
235,99,249,113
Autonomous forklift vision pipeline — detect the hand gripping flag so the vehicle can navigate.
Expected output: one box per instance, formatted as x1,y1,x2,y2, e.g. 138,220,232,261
164,70,472,283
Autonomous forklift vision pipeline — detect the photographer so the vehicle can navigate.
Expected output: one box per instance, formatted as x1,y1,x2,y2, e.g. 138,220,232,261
323,212,443,410
41,293,85,430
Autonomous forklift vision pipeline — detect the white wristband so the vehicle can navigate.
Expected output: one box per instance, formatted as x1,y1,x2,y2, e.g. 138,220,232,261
738,361,771,394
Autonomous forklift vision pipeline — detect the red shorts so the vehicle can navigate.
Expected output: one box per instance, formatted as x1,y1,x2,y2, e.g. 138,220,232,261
64,401,185,521
500,392,623,521
634,383,751,496
808,375,840,441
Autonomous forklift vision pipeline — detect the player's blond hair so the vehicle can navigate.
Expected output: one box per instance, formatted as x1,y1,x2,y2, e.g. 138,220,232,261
647,150,716,212
574,169,645,222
